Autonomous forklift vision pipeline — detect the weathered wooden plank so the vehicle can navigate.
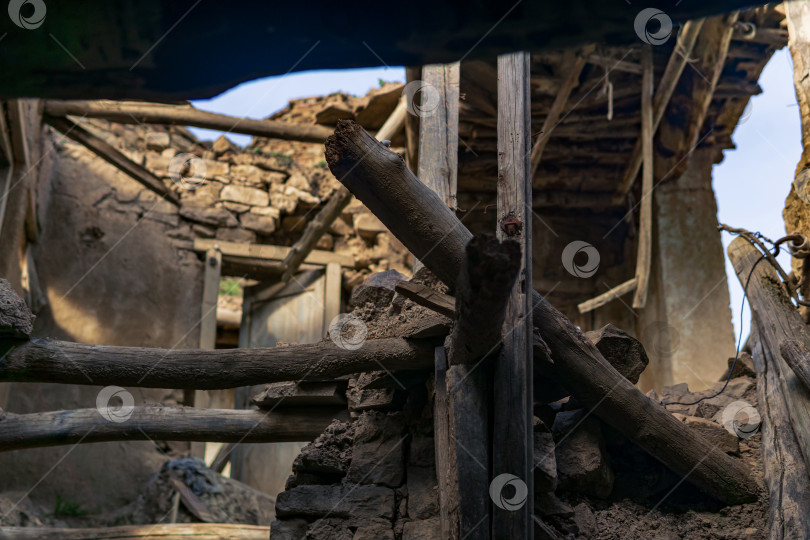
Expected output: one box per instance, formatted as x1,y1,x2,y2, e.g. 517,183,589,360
0,523,270,540
0,336,435,389
416,63,460,209
45,115,179,205
193,238,353,267
0,406,347,451
324,119,759,504
632,45,655,309
433,347,459,540
728,236,810,473
44,100,334,143
494,51,533,538
749,326,810,539
394,281,456,318
194,247,222,409
780,340,810,394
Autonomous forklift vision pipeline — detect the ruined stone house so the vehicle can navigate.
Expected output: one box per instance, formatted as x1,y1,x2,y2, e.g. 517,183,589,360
1,2,810,539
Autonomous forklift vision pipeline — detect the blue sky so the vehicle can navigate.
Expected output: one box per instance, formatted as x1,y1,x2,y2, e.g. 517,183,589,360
190,49,801,342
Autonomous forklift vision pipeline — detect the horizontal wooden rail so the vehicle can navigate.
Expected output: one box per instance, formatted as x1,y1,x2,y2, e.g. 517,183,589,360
0,406,347,452
0,336,435,389
44,100,334,144
0,523,270,540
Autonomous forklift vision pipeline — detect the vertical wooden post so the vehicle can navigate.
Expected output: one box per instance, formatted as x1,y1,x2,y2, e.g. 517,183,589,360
322,262,342,335
493,51,533,539
433,347,459,539
416,63,460,209
633,45,655,309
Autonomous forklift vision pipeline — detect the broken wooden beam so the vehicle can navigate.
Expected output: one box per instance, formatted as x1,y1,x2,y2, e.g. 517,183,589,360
45,115,180,205
43,100,334,144
632,45,655,309
394,281,456,319
324,119,758,504
0,336,435,389
0,406,347,452
577,277,637,314
728,236,810,473
750,326,810,539
0,523,270,540
446,235,520,367
279,97,407,283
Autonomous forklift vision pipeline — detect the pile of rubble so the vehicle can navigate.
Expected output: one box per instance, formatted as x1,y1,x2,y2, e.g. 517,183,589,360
267,270,768,540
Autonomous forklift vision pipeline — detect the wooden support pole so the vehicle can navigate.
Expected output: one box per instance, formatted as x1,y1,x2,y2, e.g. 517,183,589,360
193,247,222,409
45,115,179,205
493,51,533,538
0,523,270,540
530,47,590,182
0,406,347,452
433,346,459,540
632,45,655,309
43,100,334,144
324,119,759,504
278,97,407,283
728,236,810,473
749,326,810,539
442,235,521,539
0,336,436,389
613,19,704,200
780,340,810,394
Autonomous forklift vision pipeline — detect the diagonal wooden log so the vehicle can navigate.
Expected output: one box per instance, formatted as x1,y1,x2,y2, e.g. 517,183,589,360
0,406,347,452
0,336,435,389
45,115,179,205
324,119,758,504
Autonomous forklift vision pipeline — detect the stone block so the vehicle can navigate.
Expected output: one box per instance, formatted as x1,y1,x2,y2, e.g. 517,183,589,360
347,411,406,487
275,484,395,520
221,185,269,206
